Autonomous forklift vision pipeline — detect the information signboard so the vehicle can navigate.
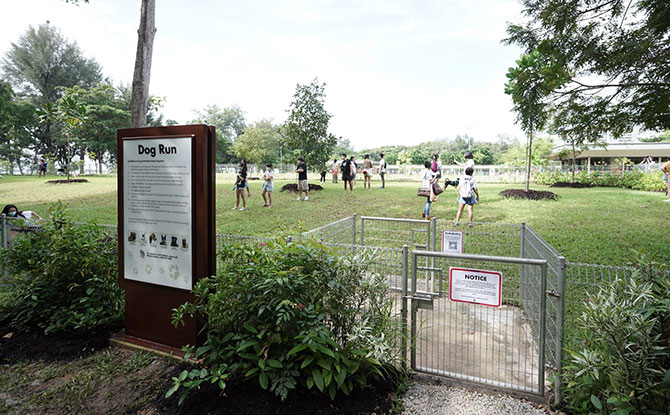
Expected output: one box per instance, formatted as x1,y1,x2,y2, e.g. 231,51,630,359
442,230,463,254
122,137,193,290
449,267,502,307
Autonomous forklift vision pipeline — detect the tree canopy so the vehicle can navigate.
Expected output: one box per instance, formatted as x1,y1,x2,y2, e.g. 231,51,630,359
504,0,670,136
283,78,337,170
190,104,246,163
232,119,281,165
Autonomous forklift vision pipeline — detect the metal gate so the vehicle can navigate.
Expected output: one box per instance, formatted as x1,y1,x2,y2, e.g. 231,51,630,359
409,249,548,395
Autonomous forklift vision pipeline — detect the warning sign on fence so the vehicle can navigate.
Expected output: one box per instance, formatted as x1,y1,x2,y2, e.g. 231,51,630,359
449,267,502,307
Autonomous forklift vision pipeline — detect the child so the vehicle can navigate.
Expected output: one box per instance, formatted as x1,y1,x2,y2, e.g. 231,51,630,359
455,167,479,226
454,150,475,173
262,163,274,207
233,161,247,210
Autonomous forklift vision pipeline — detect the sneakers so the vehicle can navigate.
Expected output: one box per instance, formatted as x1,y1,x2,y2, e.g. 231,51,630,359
304,196,309,201
232,207,238,210
296,197,302,201
664,199,670,202
238,207,245,211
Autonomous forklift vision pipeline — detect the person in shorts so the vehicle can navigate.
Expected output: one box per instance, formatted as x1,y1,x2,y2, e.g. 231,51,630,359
233,160,247,210
379,153,387,189
262,163,274,207
296,156,309,201
341,153,353,193
662,156,670,202
363,154,373,190
455,167,479,226
331,159,338,183
349,156,358,189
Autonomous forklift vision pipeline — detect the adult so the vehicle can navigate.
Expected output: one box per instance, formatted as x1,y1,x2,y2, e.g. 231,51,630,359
432,153,442,180
420,161,437,220
2,204,43,220
341,153,353,193
454,150,475,173
232,160,248,210
38,158,47,177
241,158,251,197
379,153,387,189
662,156,670,202
261,163,274,208
296,156,309,201
331,159,338,183
363,154,373,190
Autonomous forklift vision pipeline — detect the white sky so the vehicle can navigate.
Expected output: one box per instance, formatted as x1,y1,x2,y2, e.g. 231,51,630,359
1,0,526,150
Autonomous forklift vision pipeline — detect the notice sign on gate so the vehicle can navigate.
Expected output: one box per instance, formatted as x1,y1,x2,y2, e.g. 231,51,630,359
442,230,463,254
449,267,502,307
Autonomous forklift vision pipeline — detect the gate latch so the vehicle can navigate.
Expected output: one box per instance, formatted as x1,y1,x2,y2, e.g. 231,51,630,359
546,290,560,298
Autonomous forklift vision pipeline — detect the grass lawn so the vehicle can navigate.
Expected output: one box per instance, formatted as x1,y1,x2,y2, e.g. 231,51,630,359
1,174,668,266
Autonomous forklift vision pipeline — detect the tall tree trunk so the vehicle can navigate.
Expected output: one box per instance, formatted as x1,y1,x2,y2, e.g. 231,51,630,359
525,125,533,192
571,141,576,183
131,0,156,128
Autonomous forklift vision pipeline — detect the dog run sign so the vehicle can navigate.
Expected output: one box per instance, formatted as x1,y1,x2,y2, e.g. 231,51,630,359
449,267,502,307
117,125,215,350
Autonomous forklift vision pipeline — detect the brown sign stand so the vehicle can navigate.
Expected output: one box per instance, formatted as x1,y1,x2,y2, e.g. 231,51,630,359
117,124,215,350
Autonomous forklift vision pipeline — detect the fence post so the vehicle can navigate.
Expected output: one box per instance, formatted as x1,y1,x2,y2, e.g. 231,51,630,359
410,250,417,370
519,222,526,301
352,214,357,255
1,214,6,249
431,217,437,251
555,256,567,405
360,216,365,246
538,261,548,395
401,244,409,368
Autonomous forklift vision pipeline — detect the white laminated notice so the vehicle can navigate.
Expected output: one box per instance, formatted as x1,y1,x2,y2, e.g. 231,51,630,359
123,137,193,290
449,267,502,307
442,230,463,254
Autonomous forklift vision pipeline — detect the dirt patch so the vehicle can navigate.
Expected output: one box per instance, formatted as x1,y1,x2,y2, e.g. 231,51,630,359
550,181,592,188
146,364,401,415
46,179,89,184
280,183,324,193
0,323,122,363
499,189,559,201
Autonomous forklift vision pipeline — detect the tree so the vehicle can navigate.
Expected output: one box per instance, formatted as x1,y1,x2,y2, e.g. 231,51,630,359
283,78,337,170
505,0,670,136
37,92,88,180
64,84,130,173
332,136,354,158
130,0,156,128
232,119,281,165
500,136,554,167
0,81,38,174
1,22,102,155
190,105,246,163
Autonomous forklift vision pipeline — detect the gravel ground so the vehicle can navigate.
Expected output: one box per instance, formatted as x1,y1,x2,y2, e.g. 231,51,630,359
401,378,558,415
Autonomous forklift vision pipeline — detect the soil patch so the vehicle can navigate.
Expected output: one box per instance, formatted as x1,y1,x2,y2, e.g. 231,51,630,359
550,181,592,188
0,323,122,363
280,183,324,193
46,178,89,184
147,364,401,415
499,189,559,201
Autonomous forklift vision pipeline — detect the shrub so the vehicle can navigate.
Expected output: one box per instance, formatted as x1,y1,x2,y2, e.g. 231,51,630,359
631,171,666,192
563,258,670,414
0,203,123,333
168,240,403,404
536,169,665,192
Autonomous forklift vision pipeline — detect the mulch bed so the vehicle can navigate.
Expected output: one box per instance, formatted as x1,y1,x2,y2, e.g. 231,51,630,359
280,183,324,193
0,323,121,363
499,189,559,201
550,181,592,188
150,364,401,415
46,179,89,184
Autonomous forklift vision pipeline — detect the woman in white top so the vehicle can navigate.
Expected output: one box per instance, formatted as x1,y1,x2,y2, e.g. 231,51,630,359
2,204,42,220
421,161,437,219
454,150,475,172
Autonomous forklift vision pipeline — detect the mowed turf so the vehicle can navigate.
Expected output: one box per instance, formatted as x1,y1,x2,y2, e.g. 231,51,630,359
1,174,668,266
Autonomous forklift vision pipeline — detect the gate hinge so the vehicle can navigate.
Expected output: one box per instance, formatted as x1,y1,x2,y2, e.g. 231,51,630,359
546,290,560,298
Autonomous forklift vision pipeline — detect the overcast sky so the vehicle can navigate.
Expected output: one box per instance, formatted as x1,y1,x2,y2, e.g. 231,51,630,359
1,0,527,150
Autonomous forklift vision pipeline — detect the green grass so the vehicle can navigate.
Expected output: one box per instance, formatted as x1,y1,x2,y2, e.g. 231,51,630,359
1,174,668,266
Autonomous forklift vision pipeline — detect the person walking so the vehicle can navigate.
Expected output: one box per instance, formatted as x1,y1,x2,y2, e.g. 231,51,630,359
233,160,247,210
363,154,373,190
455,167,480,225
331,159,338,183
662,156,670,202
350,156,358,189
296,156,309,201
261,163,274,207
341,153,353,193
420,161,437,220
379,153,387,189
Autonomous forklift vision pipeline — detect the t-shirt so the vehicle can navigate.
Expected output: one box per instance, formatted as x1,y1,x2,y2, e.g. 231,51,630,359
263,169,274,184
297,163,308,180
464,159,475,169
459,175,477,198
421,169,435,188
379,158,386,173
341,159,351,178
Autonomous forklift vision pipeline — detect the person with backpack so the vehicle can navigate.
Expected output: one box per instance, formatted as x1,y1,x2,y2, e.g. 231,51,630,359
378,153,387,189
431,153,442,180
455,166,479,226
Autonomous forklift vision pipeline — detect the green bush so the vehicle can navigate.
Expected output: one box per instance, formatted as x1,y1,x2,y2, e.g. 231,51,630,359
0,203,123,333
563,259,670,414
631,171,666,192
535,169,665,192
168,240,403,404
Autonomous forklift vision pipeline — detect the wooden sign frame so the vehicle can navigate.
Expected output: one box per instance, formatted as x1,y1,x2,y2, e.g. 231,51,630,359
117,124,215,349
